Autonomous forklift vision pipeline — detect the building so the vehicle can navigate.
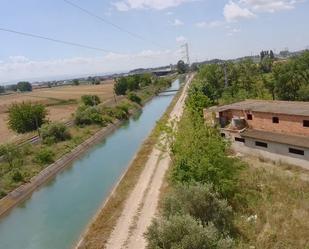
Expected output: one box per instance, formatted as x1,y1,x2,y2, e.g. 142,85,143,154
204,100,309,169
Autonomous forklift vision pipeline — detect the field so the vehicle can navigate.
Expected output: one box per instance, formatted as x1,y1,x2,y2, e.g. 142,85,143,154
0,80,118,144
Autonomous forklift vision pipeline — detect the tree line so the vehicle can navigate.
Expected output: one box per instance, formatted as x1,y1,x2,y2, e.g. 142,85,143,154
192,50,309,105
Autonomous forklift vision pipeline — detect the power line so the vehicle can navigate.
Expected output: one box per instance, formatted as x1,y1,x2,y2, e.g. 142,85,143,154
62,0,163,49
0,27,117,53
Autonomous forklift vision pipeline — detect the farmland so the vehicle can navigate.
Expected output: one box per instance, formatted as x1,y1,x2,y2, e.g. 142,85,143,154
0,80,119,144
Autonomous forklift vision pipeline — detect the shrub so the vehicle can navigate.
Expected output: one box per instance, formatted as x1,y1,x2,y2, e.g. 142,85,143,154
81,95,101,106
8,102,47,133
0,144,23,168
145,214,233,249
74,105,105,126
128,92,142,105
163,183,233,233
11,170,24,182
34,148,55,165
40,122,71,144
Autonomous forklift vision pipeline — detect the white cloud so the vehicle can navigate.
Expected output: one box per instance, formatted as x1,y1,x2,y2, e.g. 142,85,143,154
176,36,187,43
240,0,302,13
224,1,256,22
172,18,184,26
0,50,180,83
196,20,224,28
166,11,174,15
112,0,192,11
227,27,241,36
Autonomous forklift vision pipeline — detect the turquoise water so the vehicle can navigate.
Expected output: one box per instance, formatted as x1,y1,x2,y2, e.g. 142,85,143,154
0,79,180,249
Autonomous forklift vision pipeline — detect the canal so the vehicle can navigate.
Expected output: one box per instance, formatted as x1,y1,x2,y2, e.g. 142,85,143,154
0,79,180,249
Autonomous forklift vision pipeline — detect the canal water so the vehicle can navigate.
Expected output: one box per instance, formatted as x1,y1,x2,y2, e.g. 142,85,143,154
0,79,180,249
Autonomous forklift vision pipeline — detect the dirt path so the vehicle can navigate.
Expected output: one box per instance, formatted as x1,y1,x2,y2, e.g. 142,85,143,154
105,74,193,249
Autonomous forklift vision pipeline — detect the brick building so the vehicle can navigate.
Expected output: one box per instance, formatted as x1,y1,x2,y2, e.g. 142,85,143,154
204,100,309,169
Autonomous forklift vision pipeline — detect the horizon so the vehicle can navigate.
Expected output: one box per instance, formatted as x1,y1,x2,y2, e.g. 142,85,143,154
1,0,309,84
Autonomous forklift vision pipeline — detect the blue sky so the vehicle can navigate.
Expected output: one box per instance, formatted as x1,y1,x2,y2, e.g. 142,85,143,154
0,0,308,83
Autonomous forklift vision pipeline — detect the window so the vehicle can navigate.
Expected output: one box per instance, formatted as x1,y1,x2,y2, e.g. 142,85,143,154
255,141,268,148
247,114,253,120
235,137,245,143
221,133,226,138
272,117,279,123
289,148,304,156
303,120,309,127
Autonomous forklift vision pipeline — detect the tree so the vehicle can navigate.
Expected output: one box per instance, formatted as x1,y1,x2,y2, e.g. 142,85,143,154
145,214,233,249
81,95,101,106
177,60,187,74
74,105,105,126
72,79,80,86
40,122,71,144
114,77,128,95
8,102,47,133
0,85,5,93
17,81,32,92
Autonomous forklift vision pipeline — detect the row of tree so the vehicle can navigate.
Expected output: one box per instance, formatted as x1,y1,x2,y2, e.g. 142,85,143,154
192,50,309,105
145,77,244,248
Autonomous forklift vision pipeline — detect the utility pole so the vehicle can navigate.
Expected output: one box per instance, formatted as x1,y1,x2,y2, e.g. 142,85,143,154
181,43,190,66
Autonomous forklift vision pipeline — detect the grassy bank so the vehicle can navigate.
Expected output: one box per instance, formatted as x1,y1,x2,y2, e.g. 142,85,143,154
76,80,184,249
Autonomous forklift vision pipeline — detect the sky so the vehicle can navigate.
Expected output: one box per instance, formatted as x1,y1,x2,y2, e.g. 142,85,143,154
0,0,309,84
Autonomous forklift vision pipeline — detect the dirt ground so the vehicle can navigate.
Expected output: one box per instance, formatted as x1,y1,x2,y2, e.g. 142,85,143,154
0,81,116,144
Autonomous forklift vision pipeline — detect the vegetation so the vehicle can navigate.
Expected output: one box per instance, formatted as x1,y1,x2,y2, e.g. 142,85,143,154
193,50,309,105
8,102,47,133
0,86,5,94
148,52,309,248
0,144,23,168
17,81,32,92
73,79,80,86
177,60,188,74
127,92,142,105
40,122,71,144
145,214,233,249
114,73,170,97
34,147,55,165
81,95,101,106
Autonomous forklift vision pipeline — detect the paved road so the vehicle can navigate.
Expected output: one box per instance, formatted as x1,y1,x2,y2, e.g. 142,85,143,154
105,74,194,249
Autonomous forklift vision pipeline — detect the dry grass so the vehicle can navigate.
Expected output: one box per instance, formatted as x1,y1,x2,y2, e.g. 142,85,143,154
235,158,309,249
77,87,182,249
0,81,117,144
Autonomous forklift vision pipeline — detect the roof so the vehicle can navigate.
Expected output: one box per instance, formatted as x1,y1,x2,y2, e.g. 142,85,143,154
209,99,309,117
241,129,309,149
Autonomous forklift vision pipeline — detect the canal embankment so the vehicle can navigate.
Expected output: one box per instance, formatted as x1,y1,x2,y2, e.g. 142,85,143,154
0,78,182,249
75,74,193,249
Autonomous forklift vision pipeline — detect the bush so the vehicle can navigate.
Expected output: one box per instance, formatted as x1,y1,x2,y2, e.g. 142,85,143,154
40,122,71,144
34,148,55,165
11,170,24,182
145,214,233,249
74,105,105,126
163,183,233,233
0,143,23,168
128,92,142,105
81,95,101,106
8,102,47,133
